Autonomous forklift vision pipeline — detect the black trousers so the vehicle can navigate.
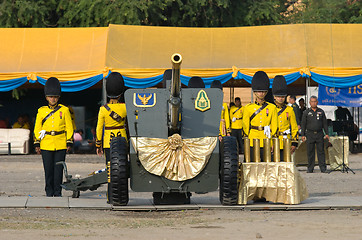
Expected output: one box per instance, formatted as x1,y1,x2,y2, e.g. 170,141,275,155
306,131,326,172
104,148,112,202
41,149,66,197
231,129,244,154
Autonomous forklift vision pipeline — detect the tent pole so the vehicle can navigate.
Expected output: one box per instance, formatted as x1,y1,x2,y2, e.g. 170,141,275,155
306,76,309,107
102,78,107,105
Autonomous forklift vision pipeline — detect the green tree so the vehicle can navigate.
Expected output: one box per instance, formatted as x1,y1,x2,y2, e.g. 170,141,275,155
0,0,58,27
0,0,361,28
293,0,362,23
0,0,297,28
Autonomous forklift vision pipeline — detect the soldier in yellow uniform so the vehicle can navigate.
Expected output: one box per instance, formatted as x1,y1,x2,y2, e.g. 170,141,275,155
95,72,127,203
211,80,230,141
33,77,74,197
230,97,243,154
272,75,298,161
242,71,278,161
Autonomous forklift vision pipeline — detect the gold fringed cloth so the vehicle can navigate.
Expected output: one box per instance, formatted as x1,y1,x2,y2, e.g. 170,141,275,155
328,136,349,170
130,134,218,181
239,162,309,205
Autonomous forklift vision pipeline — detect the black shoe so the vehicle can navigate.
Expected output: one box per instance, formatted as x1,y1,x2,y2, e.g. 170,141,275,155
253,197,268,203
307,170,313,173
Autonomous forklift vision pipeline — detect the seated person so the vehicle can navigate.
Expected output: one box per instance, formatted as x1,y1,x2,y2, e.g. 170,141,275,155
12,114,30,129
73,129,84,152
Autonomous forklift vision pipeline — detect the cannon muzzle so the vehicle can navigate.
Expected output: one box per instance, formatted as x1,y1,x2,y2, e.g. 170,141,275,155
170,53,182,132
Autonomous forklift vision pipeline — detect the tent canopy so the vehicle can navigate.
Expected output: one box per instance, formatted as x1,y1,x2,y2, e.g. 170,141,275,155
0,24,361,91
0,27,108,79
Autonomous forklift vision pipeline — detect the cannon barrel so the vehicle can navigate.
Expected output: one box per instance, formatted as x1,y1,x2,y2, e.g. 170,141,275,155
170,53,182,131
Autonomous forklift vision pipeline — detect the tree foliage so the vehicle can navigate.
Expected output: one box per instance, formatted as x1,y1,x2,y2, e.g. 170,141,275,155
0,0,361,28
294,0,362,23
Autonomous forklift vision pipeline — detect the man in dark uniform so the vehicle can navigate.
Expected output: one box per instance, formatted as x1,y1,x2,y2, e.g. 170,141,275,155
34,77,74,197
299,98,306,117
301,96,329,173
335,106,353,122
289,95,301,128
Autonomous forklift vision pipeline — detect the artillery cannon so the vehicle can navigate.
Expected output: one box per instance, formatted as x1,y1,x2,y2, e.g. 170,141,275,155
110,53,239,205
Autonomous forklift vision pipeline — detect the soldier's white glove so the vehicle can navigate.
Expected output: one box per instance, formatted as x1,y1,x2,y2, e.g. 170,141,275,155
232,117,236,122
264,126,271,138
39,130,46,140
283,129,291,139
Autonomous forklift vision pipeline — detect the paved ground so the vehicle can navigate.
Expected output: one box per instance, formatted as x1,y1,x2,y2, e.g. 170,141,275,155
1,153,361,239
0,153,361,209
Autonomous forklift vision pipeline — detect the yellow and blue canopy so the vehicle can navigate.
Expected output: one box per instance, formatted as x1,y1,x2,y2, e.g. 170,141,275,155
0,24,361,92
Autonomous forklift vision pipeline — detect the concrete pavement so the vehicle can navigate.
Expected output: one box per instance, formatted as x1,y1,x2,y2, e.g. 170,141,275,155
1,194,361,211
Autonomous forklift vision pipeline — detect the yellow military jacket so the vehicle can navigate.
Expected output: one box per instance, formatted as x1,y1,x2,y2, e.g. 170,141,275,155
229,105,243,129
276,104,299,149
34,104,74,151
96,103,127,149
242,101,278,147
13,122,30,130
219,102,231,136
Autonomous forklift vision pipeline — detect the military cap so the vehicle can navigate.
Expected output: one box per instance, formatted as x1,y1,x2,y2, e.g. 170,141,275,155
210,80,223,90
44,77,61,96
272,75,288,96
188,76,205,88
106,72,125,98
251,71,270,91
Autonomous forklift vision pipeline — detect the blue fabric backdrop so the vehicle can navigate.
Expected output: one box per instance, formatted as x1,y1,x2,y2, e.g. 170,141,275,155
1,71,361,92
310,72,362,88
234,71,302,88
0,77,28,92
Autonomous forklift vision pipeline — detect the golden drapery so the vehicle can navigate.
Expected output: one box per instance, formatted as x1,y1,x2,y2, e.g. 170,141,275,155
239,162,308,205
293,136,348,167
130,134,217,181
328,136,349,170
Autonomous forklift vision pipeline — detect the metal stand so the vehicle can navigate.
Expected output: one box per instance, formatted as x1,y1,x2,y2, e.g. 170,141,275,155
328,131,355,174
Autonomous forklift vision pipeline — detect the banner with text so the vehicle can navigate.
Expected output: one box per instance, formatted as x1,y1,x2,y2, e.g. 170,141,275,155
318,84,362,107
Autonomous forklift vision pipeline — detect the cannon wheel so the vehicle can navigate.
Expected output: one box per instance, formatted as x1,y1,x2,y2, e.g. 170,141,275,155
110,136,129,206
219,136,239,205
